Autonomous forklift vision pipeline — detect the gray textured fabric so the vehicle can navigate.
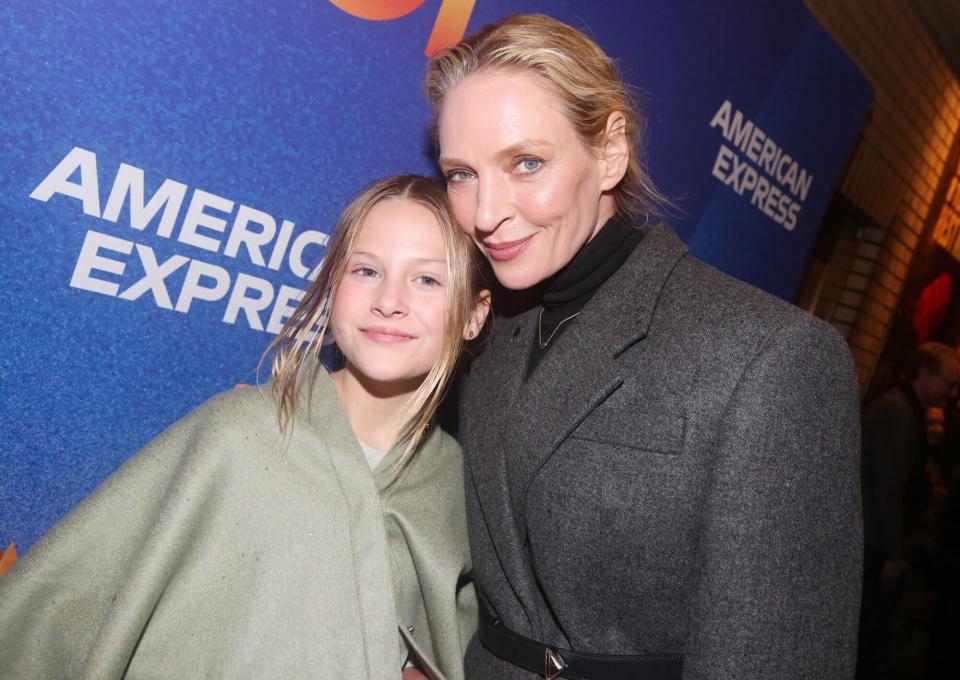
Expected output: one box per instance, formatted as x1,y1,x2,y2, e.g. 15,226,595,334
459,223,862,679
0,368,476,679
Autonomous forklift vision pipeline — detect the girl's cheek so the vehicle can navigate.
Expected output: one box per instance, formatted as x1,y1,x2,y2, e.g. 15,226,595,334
427,303,449,336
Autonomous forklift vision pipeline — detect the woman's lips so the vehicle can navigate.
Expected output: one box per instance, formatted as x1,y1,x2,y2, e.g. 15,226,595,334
360,327,414,343
483,234,534,262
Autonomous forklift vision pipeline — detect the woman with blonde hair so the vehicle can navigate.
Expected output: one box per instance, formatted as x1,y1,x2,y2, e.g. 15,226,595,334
0,175,489,679
427,14,861,679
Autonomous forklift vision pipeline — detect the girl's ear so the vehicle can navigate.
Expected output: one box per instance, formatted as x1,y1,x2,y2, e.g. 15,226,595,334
598,111,629,191
464,289,492,340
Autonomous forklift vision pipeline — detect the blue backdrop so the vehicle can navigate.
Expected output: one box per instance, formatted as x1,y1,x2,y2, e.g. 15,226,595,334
1,0,871,553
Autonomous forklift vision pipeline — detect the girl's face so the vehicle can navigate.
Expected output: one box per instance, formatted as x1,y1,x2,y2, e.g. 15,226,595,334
438,70,618,290
330,198,449,395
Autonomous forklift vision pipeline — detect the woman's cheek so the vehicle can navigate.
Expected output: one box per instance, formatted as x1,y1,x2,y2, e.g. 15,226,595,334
447,188,477,236
519,174,574,224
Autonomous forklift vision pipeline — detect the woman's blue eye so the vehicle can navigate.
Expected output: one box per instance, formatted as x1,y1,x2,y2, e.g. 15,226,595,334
355,267,378,277
518,158,542,173
417,275,441,287
447,170,474,183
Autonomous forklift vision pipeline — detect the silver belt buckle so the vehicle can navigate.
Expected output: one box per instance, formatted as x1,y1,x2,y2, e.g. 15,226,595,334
544,647,566,679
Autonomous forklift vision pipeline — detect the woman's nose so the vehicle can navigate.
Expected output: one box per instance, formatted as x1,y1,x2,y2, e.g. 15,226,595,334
474,175,511,235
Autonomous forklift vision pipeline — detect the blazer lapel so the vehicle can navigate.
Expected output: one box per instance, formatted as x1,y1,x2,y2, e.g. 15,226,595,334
462,307,539,609
507,224,689,539
463,223,688,626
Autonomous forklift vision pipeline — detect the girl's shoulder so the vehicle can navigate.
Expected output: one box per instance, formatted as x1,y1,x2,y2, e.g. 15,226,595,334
180,384,281,441
404,425,465,483
136,385,286,474
432,426,464,459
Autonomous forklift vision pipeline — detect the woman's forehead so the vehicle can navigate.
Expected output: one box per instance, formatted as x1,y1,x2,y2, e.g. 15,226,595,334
438,72,573,156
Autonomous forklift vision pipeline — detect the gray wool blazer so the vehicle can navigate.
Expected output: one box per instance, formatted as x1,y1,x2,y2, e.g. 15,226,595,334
459,223,862,680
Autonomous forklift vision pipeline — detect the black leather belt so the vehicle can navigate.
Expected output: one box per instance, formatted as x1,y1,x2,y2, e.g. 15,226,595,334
478,597,683,680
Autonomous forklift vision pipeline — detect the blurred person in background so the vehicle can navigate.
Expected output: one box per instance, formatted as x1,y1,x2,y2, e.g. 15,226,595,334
859,342,960,679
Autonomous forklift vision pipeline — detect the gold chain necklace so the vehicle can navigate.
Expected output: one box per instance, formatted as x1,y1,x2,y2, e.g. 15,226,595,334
538,307,581,349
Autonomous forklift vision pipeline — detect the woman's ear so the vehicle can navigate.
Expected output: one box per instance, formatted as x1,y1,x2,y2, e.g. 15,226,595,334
598,111,629,191
464,289,492,340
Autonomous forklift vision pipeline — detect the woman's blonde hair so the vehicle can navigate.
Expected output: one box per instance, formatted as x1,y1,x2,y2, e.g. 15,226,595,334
425,13,668,222
264,175,485,465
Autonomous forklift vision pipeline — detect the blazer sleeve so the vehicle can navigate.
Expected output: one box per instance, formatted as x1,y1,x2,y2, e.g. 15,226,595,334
685,316,862,679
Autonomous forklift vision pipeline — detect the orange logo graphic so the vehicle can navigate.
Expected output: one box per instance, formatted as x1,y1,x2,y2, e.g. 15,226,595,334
330,0,477,56
0,542,18,579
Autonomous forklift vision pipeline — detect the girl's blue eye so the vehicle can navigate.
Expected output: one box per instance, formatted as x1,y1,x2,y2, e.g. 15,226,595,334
355,267,378,277
417,275,441,287
518,157,542,173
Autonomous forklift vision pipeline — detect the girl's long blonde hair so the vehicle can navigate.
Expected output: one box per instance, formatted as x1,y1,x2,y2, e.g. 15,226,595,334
264,175,485,465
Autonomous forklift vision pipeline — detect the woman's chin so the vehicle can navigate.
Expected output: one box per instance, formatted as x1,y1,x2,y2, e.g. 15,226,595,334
490,266,546,291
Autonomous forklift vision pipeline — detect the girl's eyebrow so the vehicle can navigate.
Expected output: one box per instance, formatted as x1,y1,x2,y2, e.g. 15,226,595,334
351,251,445,265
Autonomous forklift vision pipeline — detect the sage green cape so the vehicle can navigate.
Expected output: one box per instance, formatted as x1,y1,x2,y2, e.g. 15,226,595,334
0,369,476,679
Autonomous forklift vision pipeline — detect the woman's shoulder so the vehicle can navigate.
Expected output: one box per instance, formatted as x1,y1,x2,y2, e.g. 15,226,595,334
669,254,842,348
674,256,796,319
604,223,837,350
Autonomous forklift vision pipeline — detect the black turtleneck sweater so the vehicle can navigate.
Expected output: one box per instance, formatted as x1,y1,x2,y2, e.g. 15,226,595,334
528,213,643,374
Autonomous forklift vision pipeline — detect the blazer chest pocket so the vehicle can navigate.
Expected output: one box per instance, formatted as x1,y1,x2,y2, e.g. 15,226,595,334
569,407,686,455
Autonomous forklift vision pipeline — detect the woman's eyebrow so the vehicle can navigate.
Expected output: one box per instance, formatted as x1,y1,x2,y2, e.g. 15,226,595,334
437,154,469,168
497,139,552,158
439,139,553,167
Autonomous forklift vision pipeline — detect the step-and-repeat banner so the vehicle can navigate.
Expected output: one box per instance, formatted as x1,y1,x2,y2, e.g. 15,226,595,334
1,1,871,553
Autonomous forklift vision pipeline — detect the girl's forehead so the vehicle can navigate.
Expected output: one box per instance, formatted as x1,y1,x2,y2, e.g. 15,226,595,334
362,197,437,225
351,199,446,260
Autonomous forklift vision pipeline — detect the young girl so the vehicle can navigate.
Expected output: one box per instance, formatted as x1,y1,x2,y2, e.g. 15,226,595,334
0,176,489,680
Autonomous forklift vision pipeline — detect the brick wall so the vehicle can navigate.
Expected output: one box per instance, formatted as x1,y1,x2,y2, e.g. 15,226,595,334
804,0,960,391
